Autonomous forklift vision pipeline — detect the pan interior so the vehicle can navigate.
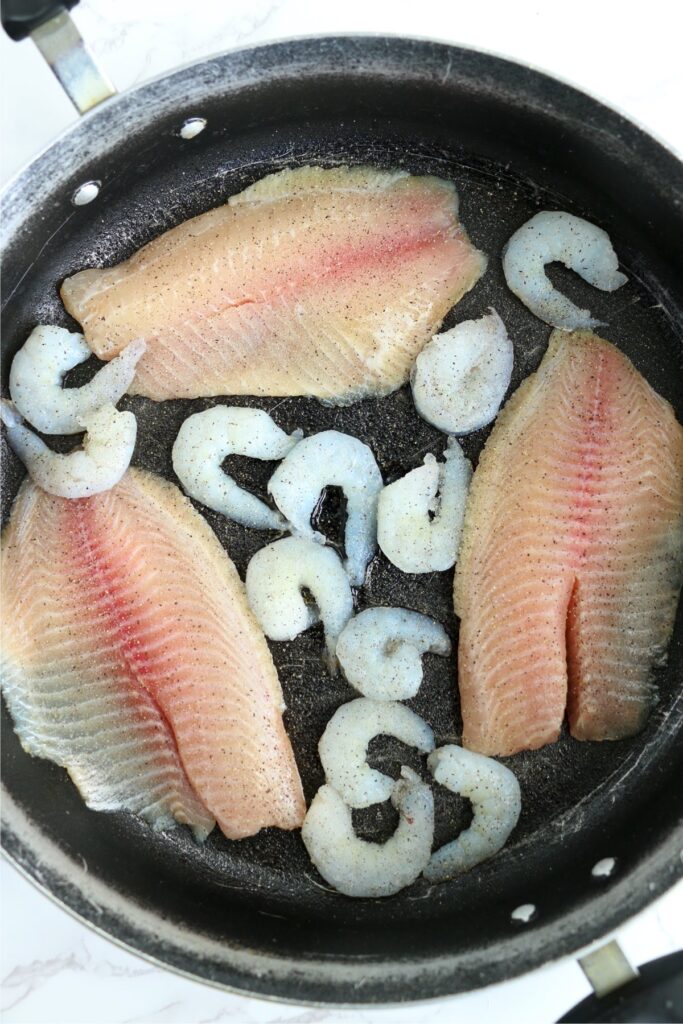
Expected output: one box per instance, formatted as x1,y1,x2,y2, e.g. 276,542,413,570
1,40,682,1001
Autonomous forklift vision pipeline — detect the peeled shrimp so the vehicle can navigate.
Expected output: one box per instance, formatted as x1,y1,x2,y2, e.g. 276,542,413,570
301,768,434,897
425,745,521,882
503,211,627,329
172,406,301,529
245,536,353,665
377,438,472,573
318,698,434,808
268,430,383,585
9,325,145,435
336,608,450,701
0,400,136,499
411,310,513,435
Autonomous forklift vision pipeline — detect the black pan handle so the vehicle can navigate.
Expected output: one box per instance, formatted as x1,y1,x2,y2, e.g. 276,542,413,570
1,0,79,41
1,0,115,114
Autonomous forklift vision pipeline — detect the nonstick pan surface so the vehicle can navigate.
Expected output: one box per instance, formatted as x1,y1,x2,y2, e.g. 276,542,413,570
1,35,682,1005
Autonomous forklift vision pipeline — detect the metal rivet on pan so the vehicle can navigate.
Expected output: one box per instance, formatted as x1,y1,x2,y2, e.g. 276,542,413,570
592,857,617,879
179,117,207,140
72,181,101,206
511,903,536,924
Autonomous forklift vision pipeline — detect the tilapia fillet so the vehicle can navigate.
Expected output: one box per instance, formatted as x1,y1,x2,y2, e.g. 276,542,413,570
1,470,305,839
454,330,683,756
60,165,486,402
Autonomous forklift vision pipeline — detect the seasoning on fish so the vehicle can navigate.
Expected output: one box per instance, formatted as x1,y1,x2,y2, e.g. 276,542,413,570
455,330,683,756
60,165,486,403
0,469,305,839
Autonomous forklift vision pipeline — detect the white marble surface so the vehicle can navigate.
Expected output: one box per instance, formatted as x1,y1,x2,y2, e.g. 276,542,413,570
1,856,681,1024
1,1,682,1021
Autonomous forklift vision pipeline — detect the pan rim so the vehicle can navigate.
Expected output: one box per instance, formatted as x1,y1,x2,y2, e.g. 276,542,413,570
3,788,682,1008
1,32,682,1006
1,29,681,202
2,31,682,252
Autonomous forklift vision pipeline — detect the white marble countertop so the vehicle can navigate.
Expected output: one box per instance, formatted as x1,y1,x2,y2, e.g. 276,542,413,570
1,2,682,1022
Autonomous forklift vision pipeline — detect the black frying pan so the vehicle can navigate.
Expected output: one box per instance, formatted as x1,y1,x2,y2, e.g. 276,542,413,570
1,18,682,1007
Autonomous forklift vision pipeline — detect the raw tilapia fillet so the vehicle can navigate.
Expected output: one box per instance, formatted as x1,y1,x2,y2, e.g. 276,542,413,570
1,470,305,839
60,165,486,402
454,330,683,756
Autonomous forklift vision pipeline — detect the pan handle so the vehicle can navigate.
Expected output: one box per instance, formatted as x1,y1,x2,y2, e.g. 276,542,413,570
1,0,115,113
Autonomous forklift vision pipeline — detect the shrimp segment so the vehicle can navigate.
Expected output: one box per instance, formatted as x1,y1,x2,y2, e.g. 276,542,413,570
336,608,450,700
318,698,435,807
172,406,301,529
9,325,145,435
377,438,472,573
245,536,353,665
425,745,521,882
1,400,136,499
268,430,383,585
503,211,627,329
301,768,434,897
411,310,513,435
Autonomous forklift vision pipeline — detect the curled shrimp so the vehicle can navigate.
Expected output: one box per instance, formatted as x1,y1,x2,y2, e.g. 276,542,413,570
503,211,627,329
411,310,513,435
336,608,450,701
1,400,136,499
377,438,472,573
245,536,353,666
268,430,383,585
9,325,144,435
172,405,301,529
302,768,434,897
318,698,435,808
425,745,521,882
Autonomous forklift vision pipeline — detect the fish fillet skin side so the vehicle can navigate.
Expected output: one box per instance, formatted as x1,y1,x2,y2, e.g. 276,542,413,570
60,166,486,402
454,330,683,756
1,470,305,839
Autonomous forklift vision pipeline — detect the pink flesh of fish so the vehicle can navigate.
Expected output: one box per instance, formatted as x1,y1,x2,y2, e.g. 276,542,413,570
1,469,305,839
60,165,486,402
454,330,683,756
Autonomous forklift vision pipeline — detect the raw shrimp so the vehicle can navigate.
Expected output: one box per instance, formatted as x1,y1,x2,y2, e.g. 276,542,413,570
301,768,434,897
0,400,136,499
9,325,145,435
377,438,472,573
425,745,521,882
503,211,627,329
172,406,301,529
245,536,353,666
411,310,513,435
268,430,383,585
336,608,450,700
318,698,434,807
60,165,486,403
